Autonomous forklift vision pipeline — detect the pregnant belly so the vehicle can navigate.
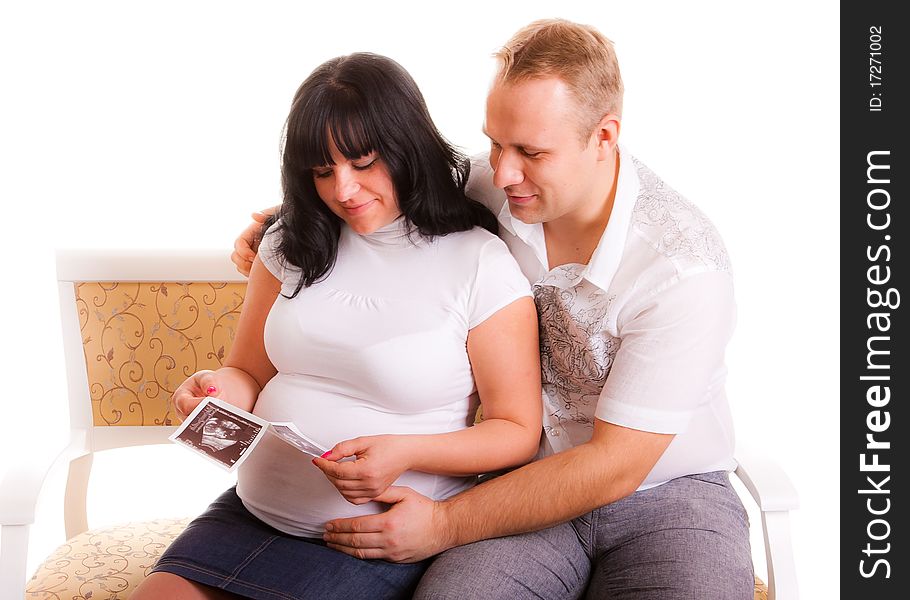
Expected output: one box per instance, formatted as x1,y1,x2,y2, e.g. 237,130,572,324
236,433,385,537
235,375,473,537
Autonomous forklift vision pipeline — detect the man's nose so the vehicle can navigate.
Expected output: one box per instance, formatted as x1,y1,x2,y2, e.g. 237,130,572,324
491,149,524,189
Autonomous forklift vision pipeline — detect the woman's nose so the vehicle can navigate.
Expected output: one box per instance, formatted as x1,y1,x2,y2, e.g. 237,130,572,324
335,168,362,202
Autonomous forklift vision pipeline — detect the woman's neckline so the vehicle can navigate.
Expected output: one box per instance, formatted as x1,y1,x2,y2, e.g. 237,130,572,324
355,215,418,248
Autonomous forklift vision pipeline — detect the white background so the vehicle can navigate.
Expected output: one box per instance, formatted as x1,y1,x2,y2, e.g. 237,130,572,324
0,0,839,596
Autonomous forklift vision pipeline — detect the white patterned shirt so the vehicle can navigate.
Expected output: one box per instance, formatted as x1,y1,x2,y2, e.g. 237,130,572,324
467,146,737,489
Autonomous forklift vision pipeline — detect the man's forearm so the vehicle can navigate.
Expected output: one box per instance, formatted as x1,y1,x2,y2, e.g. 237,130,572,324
439,423,672,548
322,421,671,563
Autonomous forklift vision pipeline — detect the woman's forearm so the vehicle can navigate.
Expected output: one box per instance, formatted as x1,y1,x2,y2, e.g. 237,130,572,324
404,418,540,476
405,295,542,476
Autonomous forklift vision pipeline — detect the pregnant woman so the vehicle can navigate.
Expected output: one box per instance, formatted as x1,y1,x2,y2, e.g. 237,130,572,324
132,52,542,600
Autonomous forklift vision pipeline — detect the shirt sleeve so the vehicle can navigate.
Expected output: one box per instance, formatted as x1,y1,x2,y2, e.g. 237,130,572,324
467,237,533,329
257,220,286,281
594,271,736,434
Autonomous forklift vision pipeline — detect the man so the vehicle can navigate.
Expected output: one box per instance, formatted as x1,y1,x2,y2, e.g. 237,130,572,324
233,19,753,599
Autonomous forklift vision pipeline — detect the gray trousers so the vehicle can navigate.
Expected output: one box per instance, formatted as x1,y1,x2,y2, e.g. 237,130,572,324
413,471,754,600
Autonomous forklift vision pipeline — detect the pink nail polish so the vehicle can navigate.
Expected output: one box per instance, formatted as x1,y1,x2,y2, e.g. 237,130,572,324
321,451,332,458
205,386,217,395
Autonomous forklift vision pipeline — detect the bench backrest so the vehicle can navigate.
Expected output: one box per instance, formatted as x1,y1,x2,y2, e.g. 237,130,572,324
57,250,247,448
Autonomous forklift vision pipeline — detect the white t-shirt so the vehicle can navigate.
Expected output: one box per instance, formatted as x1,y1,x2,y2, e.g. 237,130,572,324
466,146,738,490
236,217,531,537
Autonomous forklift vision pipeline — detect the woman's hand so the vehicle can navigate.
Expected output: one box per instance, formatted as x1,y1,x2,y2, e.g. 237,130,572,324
171,370,222,419
312,435,414,505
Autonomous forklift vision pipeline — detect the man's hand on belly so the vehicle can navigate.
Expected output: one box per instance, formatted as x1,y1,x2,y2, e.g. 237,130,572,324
323,486,451,562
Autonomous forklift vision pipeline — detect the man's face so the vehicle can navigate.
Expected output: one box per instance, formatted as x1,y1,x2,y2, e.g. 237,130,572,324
484,77,612,226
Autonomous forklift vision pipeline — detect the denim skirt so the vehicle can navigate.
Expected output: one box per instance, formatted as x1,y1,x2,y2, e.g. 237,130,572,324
152,487,427,600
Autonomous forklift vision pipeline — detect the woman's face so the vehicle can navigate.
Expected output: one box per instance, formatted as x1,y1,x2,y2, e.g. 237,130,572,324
312,137,401,234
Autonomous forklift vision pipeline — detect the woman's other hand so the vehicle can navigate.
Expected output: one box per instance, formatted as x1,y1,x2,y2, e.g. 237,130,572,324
171,370,221,419
231,207,278,277
312,435,413,505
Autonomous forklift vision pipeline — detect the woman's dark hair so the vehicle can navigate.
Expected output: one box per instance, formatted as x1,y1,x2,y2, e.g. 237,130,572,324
275,52,497,297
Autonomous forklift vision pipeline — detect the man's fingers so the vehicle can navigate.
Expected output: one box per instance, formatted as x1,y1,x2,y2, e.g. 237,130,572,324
230,252,252,277
231,208,276,278
233,235,255,261
234,226,258,260
325,543,392,561
325,514,385,534
322,531,386,549
230,242,253,277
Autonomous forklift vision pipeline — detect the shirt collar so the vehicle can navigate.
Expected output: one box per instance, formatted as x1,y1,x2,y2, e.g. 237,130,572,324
496,145,640,293
585,144,639,292
497,200,549,269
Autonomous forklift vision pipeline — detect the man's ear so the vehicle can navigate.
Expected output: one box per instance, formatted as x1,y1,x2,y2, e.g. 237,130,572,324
593,114,621,160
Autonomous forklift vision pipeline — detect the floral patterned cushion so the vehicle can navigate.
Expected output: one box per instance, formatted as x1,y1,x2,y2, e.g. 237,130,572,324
25,518,190,599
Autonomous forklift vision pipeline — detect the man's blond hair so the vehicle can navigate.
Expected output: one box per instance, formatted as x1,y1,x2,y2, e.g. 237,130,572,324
494,19,623,142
